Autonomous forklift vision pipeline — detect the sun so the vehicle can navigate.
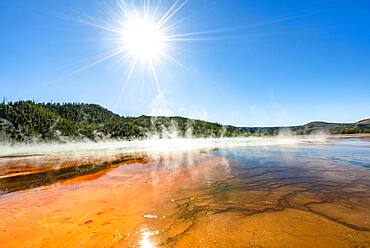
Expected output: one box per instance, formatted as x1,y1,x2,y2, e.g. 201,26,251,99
122,18,165,62
76,0,201,93
51,0,229,93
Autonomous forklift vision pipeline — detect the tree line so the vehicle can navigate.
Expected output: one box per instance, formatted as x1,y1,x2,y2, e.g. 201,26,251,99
0,101,369,143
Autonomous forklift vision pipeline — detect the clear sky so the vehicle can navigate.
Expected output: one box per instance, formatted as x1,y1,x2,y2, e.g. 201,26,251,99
1,0,369,127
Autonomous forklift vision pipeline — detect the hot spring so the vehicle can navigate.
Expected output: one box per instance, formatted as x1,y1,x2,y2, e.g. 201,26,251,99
0,136,369,247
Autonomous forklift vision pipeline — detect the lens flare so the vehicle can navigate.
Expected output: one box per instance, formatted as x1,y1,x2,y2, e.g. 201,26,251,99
47,1,319,96
77,0,191,93
57,0,237,96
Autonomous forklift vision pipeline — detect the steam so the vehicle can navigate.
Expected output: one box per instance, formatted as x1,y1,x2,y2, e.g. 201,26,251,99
0,135,329,158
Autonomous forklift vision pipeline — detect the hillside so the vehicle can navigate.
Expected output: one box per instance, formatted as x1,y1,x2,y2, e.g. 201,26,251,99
0,101,369,143
0,101,243,142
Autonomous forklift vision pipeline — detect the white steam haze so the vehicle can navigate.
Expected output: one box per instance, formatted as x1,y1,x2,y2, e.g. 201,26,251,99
0,135,329,158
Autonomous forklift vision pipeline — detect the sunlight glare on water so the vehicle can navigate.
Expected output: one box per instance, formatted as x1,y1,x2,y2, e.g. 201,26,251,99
140,228,159,248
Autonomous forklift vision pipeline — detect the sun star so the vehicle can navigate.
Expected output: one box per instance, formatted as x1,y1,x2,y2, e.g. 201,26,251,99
76,0,204,93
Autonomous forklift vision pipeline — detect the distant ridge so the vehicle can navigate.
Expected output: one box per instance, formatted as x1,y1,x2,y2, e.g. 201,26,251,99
0,101,369,142
356,118,370,125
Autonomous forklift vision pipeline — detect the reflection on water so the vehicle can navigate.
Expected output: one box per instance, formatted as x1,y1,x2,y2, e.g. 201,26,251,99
0,137,369,247
0,154,149,194
140,228,159,248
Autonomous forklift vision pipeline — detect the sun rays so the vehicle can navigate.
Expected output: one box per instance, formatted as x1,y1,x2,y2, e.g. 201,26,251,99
76,0,193,94
46,0,323,98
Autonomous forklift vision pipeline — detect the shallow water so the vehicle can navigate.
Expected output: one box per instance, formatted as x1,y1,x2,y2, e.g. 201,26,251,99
0,137,369,247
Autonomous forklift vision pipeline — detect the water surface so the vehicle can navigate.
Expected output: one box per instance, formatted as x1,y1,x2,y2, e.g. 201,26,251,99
0,137,369,247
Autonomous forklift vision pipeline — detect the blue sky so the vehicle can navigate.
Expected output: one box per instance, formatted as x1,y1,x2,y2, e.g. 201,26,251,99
1,0,369,126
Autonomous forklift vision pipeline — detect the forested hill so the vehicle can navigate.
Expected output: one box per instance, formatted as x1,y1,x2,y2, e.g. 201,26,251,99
0,101,369,143
0,101,244,142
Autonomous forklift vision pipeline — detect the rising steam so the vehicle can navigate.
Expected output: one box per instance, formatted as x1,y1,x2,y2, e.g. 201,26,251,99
0,135,329,158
